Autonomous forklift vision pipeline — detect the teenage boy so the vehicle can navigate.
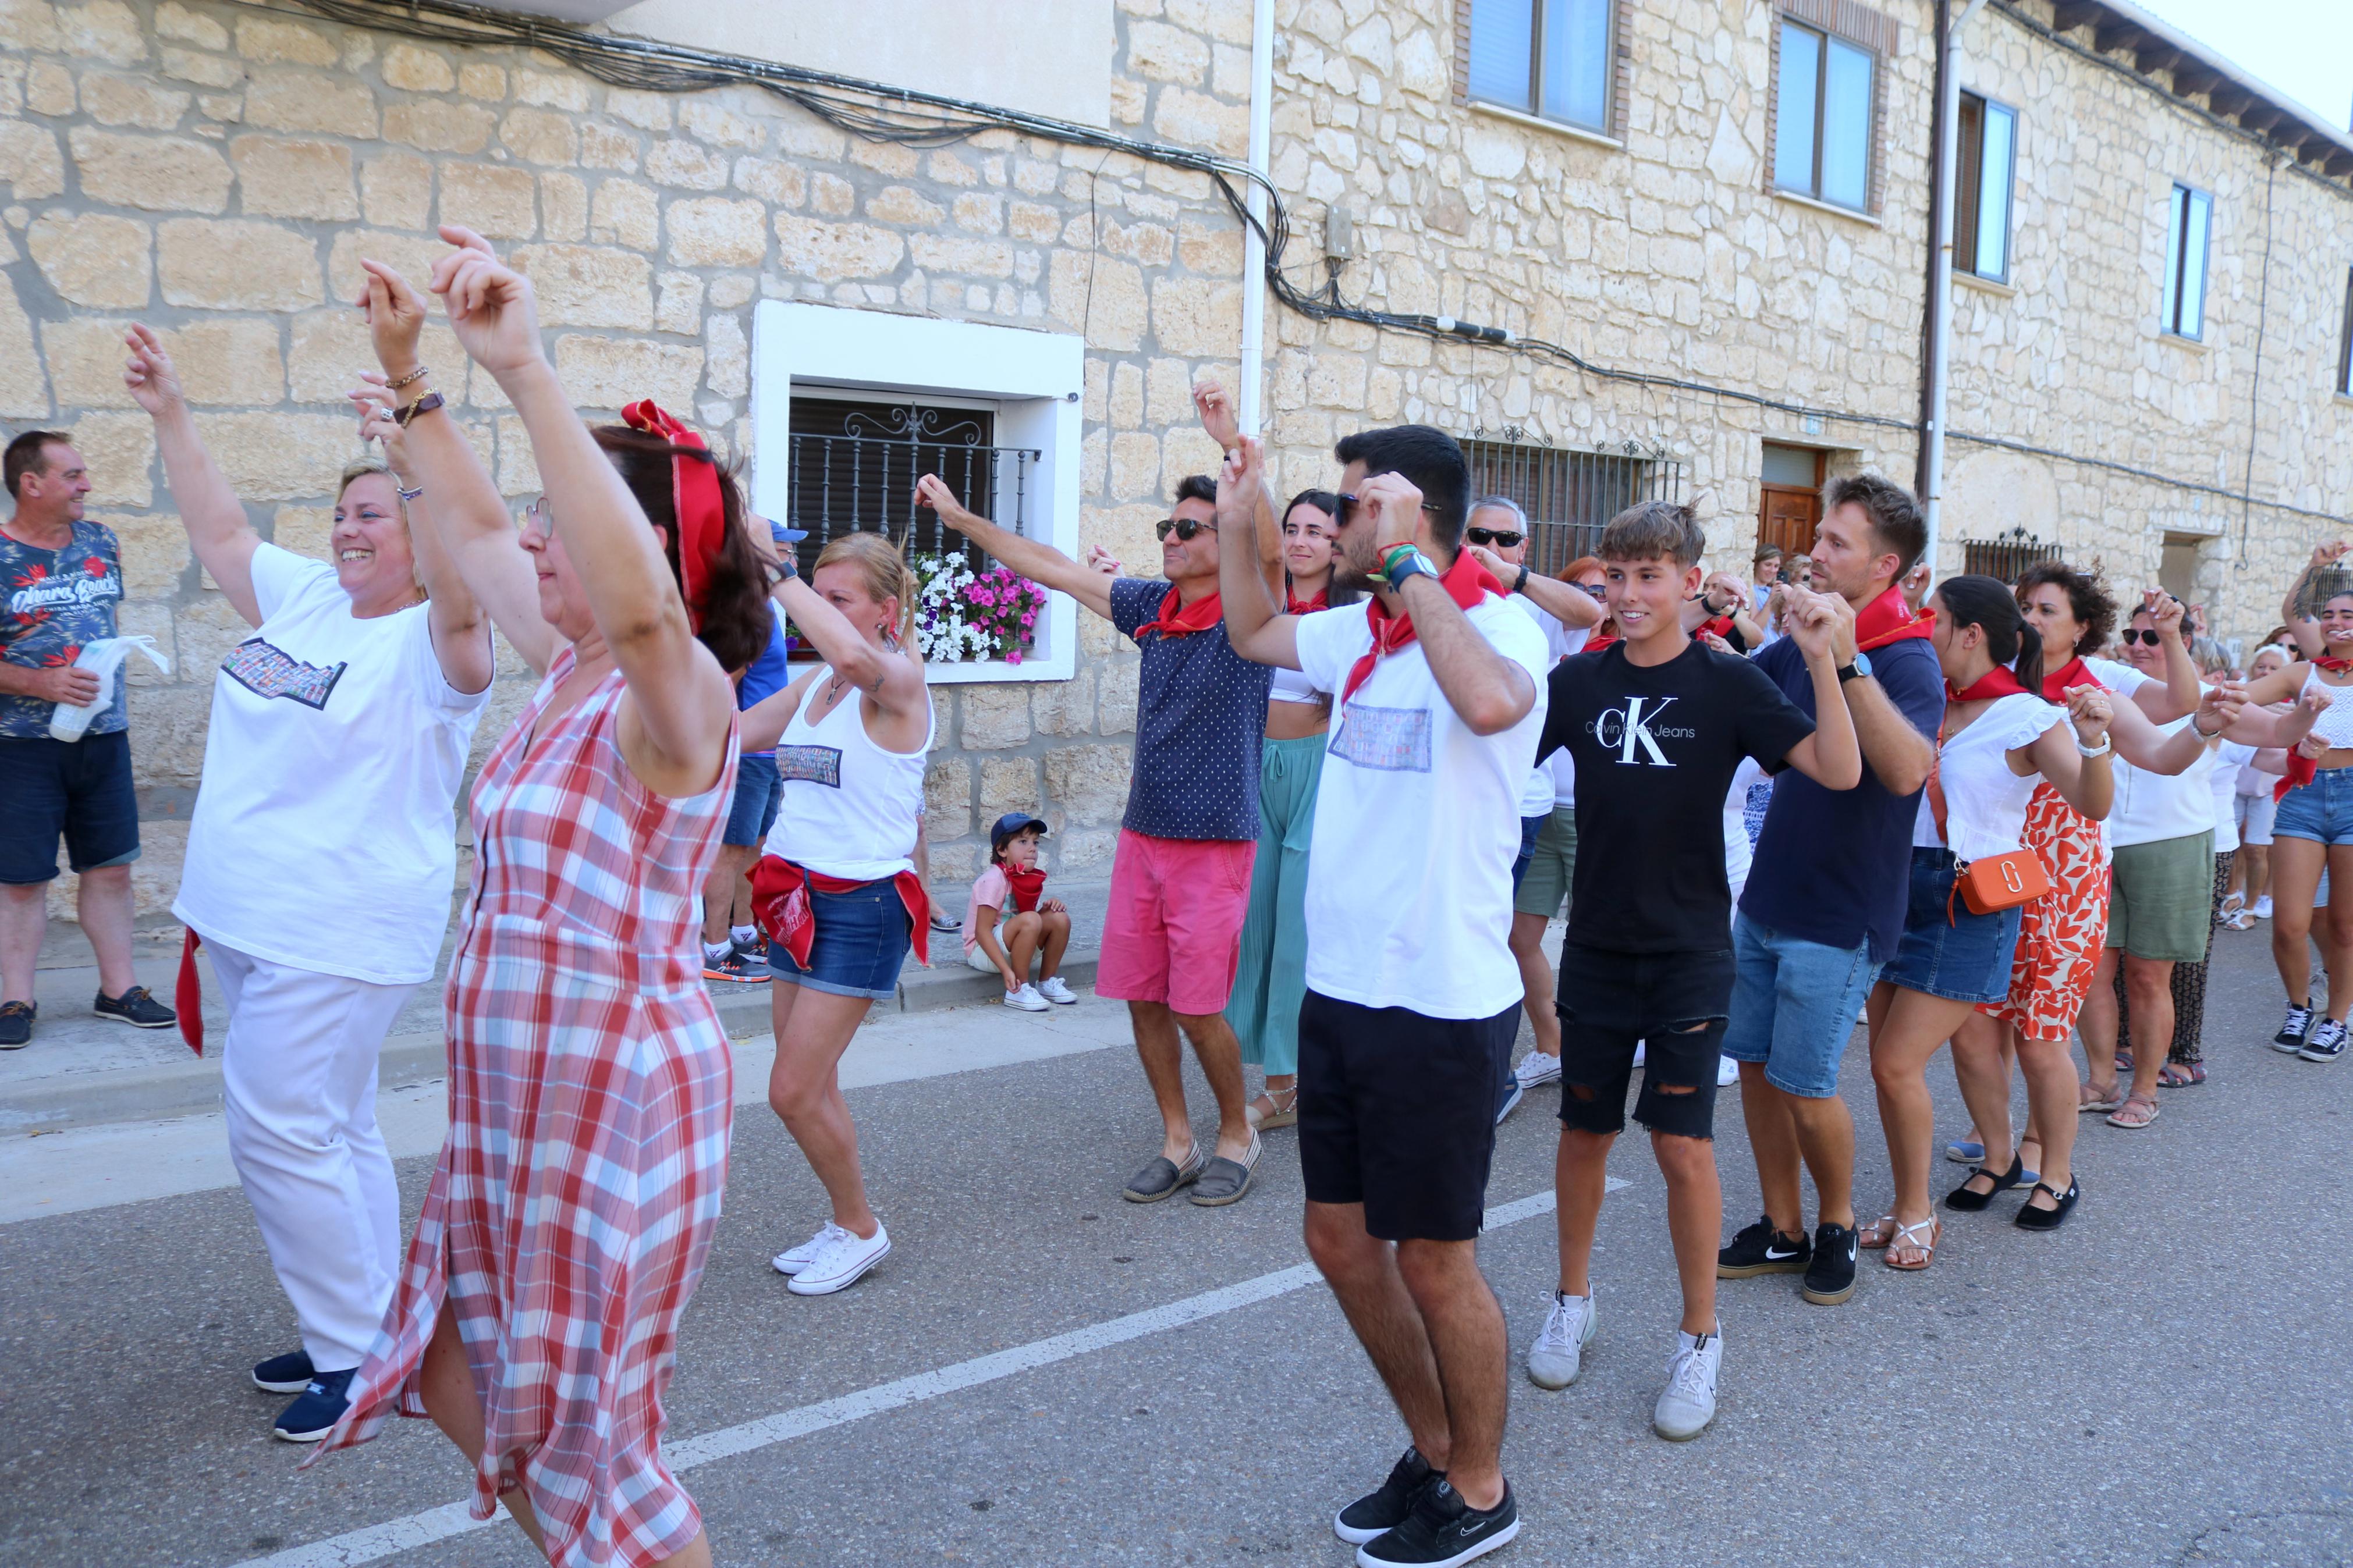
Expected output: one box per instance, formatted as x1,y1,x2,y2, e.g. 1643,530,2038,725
927,382,1283,1207
1220,426,1548,1567
1716,475,1940,1309
1528,500,1859,1443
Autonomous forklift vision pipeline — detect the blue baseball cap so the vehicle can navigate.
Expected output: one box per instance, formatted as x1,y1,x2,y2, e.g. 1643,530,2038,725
768,515,809,545
989,813,1048,852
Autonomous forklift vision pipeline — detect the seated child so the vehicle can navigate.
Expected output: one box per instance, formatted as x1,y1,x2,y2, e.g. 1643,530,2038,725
966,813,1076,1011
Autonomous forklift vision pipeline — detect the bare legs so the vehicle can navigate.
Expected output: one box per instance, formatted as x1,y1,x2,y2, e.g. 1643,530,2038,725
1508,911,1560,1060
1305,1201,1508,1512
1131,1000,1251,1162
2270,839,2353,1022
993,909,1071,988
698,842,757,947
1949,1013,2077,1203
1865,982,1978,1266
1735,1062,1857,1235
1556,1125,1721,1336
768,981,882,1239
1,866,137,1005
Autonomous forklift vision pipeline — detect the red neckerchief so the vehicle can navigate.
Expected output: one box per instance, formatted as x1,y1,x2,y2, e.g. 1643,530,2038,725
1854,586,1935,652
1945,665,2032,704
1133,585,1223,641
1287,586,1328,614
2040,656,2103,701
751,856,931,969
1699,614,1734,641
620,400,725,632
1000,862,1047,913
176,928,205,1055
1341,553,1503,705
2277,657,2353,801
1586,632,1619,653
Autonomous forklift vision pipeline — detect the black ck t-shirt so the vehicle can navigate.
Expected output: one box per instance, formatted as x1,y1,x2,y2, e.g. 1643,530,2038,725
1539,639,1817,953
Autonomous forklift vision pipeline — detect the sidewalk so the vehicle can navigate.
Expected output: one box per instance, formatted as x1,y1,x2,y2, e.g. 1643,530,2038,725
3,879,1112,1136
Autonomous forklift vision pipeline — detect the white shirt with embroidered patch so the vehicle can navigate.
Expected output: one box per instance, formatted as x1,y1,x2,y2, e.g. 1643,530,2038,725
174,543,490,986
1292,592,1550,1019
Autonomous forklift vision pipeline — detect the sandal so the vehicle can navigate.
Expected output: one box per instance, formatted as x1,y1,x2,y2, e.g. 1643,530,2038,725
2104,1092,2160,1130
2113,1048,2134,1075
2157,1061,2206,1088
1245,1084,1300,1132
1882,1216,1941,1271
2078,1081,2124,1114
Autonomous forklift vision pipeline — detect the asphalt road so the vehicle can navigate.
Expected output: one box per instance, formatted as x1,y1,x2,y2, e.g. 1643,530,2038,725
1,923,2348,1567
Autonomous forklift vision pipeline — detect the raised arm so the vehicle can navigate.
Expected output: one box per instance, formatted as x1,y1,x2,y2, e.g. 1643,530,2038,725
1825,594,1935,795
1191,380,1283,610
357,254,556,675
2226,681,2327,749
435,229,733,797
1774,587,1862,790
1464,543,1603,633
122,324,262,626
1213,438,1301,670
2027,686,2114,820
753,515,926,723
917,473,1114,623
739,666,818,754
2131,590,2199,721
1361,470,1530,735
349,378,492,696
2283,543,2343,659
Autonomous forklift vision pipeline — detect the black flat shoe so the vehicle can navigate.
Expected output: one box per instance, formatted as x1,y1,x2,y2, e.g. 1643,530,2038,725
2015,1178,2081,1231
1944,1153,2024,1212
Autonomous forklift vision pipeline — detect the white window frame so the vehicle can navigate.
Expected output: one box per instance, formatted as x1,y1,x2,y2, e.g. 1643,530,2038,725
2160,182,2212,343
750,301,1084,685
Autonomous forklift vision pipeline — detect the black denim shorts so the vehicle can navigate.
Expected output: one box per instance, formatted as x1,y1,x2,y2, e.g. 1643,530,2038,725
1555,943,1734,1140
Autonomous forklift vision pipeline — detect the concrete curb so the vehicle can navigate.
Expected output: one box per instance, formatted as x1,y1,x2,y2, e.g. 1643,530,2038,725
0,951,1099,1137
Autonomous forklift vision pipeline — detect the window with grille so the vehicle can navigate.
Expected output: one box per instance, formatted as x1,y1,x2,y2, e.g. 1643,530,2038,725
1955,92,2016,284
1460,437,1684,577
1773,18,1875,211
1960,527,2061,583
782,394,1037,578
2161,183,2212,341
1465,0,1614,135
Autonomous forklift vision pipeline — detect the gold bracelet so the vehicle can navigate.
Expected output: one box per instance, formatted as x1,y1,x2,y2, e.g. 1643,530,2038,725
386,365,429,390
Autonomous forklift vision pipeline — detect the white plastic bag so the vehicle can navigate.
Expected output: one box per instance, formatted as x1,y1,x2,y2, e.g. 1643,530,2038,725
49,635,171,741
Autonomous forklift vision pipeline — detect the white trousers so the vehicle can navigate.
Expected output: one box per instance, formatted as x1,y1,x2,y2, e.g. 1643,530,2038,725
211,941,413,1371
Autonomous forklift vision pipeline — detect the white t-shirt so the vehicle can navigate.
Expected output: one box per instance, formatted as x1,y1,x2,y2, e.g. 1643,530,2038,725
2109,713,2220,849
1912,692,2062,862
175,544,490,986
1293,593,1552,1018
2083,656,2150,701
1510,595,1588,812
1724,756,1768,905
2212,740,2255,854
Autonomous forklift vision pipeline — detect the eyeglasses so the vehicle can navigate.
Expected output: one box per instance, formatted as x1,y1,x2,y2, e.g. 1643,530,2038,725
521,496,551,534
1465,527,1524,549
1575,582,1607,599
2120,628,2164,646
1155,517,1217,542
1334,493,1437,527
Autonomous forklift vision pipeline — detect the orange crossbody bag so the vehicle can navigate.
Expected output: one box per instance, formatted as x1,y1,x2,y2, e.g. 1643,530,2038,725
1927,720,2052,922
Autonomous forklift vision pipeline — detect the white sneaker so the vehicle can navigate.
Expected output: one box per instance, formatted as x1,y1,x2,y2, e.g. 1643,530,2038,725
1526,1289,1596,1389
2254,895,2274,920
772,1221,848,1276
786,1221,890,1296
1716,1055,1740,1087
1513,1050,1562,1089
1653,1327,1722,1441
1037,976,1078,1005
1003,983,1050,1012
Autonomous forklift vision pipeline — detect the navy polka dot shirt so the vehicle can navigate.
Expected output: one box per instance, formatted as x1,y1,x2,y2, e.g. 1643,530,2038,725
1109,577,1271,842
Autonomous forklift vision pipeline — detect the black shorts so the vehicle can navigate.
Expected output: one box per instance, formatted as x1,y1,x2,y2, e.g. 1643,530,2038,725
0,730,140,885
1555,943,1733,1141
1298,989,1517,1243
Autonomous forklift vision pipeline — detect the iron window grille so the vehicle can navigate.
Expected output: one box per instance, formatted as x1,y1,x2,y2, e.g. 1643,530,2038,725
782,396,1039,580
1460,432,1685,577
1960,526,2063,584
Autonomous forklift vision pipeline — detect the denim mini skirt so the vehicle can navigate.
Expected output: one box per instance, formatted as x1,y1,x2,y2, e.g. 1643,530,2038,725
1882,847,2026,1005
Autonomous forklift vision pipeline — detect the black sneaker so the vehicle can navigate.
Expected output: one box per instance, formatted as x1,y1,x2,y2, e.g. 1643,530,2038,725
0,1000,32,1050
701,949,769,984
252,1349,315,1393
93,985,175,1029
1715,1215,1810,1278
271,1367,357,1443
1800,1222,1859,1306
2301,1018,2348,1064
2274,1001,2315,1053
1336,1446,1439,1546
1358,1478,1520,1567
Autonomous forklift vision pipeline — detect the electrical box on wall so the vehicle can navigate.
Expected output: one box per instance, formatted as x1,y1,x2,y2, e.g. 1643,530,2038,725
1324,204,1354,261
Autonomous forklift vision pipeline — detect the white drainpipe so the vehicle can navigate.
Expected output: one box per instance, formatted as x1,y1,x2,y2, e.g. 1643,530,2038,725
1923,0,1986,580
1238,0,1275,437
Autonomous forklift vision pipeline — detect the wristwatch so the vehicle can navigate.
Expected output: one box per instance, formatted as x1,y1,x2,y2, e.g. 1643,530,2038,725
1512,564,1529,595
763,554,798,588
1383,547,1442,594
390,390,445,428
1836,651,1872,683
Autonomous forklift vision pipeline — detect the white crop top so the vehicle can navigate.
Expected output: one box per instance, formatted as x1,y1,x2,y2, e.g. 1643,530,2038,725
1912,692,2063,862
2301,663,2353,751
1269,661,1330,705
762,669,936,880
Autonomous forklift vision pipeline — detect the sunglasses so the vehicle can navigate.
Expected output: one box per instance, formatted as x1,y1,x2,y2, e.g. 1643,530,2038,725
1575,582,1607,599
1465,527,1524,549
1334,493,1437,527
1155,517,1217,542
2120,628,2164,646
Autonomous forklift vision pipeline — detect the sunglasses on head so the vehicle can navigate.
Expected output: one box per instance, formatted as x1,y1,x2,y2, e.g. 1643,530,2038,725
1155,517,1218,542
2121,628,2164,646
1465,527,1524,549
1575,581,1607,599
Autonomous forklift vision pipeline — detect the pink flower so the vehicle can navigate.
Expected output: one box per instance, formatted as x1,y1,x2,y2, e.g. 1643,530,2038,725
1007,650,1023,664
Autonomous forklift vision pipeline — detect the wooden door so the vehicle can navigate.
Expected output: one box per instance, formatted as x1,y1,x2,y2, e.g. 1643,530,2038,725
1757,445,1826,559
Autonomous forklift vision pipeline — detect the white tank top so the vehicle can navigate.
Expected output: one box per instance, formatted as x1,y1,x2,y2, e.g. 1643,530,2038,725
2300,663,2353,752
762,667,935,880
1269,662,1329,705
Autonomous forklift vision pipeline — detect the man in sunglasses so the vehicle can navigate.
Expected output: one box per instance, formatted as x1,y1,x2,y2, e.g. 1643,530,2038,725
1219,426,1548,1567
924,389,1285,1212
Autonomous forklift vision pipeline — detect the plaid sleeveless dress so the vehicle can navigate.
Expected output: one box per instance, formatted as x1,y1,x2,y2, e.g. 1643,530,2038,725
313,650,737,1567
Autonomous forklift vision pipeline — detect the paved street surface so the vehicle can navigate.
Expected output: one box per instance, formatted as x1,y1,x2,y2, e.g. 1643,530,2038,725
2,923,2348,1566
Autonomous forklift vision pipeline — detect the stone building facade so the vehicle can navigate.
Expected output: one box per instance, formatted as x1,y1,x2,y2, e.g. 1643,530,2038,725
2,0,2347,918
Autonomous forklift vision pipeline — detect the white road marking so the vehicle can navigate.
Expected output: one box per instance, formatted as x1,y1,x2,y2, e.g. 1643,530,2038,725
232,1180,1618,1568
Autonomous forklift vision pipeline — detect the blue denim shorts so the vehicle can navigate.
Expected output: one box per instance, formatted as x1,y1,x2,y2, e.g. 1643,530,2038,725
2274,769,2353,847
723,753,783,848
0,731,140,884
1720,913,1879,1098
1510,812,1546,894
767,876,913,1001
1881,848,2024,1005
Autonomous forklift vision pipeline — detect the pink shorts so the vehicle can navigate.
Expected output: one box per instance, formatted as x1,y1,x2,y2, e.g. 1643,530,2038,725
1094,829,1255,1016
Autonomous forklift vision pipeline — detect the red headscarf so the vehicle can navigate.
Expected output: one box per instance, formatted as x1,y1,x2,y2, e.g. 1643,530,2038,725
1341,553,1503,705
621,400,726,632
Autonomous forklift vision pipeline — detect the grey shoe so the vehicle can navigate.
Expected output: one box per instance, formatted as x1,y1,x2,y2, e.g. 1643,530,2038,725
1122,1143,1205,1203
1188,1133,1262,1207
1653,1327,1722,1441
1527,1289,1596,1389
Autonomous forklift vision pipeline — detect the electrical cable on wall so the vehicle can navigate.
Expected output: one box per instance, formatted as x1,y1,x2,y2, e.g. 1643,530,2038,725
270,0,2346,529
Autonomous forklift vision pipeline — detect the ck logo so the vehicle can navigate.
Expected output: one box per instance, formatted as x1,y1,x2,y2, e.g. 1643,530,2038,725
1592,695,1684,765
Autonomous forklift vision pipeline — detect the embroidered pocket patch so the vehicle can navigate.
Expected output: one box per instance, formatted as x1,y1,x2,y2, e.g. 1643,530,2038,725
1329,703,1432,773
220,638,347,709
775,744,844,787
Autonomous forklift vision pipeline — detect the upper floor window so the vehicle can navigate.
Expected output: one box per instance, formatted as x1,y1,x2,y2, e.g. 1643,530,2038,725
1955,92,2016,283
2161,183,2211,341
1465,0,1614,135
2338,265,2352,396
1773,18,1875,211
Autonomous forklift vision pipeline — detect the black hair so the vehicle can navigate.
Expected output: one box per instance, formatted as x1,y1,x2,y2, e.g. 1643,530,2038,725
1936,572,2045,694
2013,561,2116,657
592,425,775,675
1823,472,1926,575
5,429,72,500
1173,474,1218,510
1281,488,1359,607
1598,499,1704,567
1332,424,1469,554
